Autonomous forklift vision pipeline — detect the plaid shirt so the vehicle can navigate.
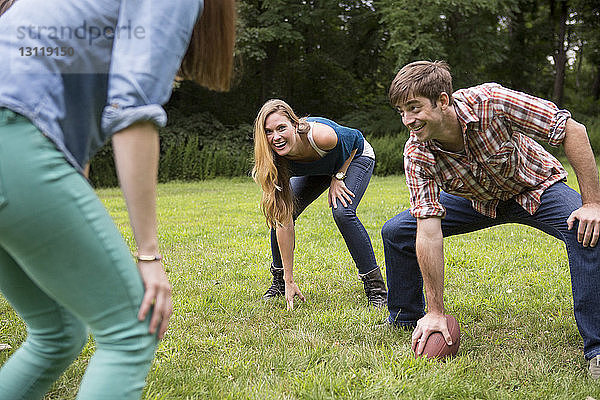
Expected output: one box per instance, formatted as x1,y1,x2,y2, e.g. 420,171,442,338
405,83,571,219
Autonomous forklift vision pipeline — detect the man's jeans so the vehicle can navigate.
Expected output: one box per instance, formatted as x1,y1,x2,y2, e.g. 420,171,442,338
271,155,378,275
382,182,600,360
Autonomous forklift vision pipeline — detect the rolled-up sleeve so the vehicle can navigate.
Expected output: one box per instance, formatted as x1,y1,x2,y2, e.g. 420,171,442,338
547,109,571,147
405,156,446,219
101,0,203,135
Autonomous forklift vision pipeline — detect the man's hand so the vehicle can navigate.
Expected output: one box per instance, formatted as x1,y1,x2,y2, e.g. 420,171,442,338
567,203,600,247
411,312,453,356
284,281,306,311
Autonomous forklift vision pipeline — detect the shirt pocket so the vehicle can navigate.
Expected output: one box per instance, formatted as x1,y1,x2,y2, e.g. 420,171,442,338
439,177,471,196
480,140,519,180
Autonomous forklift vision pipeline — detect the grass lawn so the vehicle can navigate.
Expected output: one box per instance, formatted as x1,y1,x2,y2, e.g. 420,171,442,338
1,169,600,399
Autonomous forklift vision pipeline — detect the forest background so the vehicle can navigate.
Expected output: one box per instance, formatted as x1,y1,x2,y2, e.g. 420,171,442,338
89,0,600,187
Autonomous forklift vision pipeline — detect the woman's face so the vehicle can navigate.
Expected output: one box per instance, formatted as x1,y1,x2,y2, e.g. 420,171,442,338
264,112,297,157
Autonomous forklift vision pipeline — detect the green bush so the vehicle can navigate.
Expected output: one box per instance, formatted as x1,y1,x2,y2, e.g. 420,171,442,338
583,116,600,155
340,104,405,138
89,111,253,187
88,111,600,187
87,143,118,187
368,132,408,176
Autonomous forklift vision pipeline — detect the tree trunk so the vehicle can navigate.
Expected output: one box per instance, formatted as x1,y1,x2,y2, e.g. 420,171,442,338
260,43,279,104
508,6,527,91
552,0,568,107
593,64,600,101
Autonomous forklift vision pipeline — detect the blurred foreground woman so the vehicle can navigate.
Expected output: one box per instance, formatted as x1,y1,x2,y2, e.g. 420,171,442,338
0,0,235,398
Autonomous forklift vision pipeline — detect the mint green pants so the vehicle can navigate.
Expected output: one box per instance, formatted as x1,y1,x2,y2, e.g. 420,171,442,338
0,109,158,399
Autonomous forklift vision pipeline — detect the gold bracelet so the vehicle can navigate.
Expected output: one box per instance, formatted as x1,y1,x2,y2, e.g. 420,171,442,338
135,254,163,262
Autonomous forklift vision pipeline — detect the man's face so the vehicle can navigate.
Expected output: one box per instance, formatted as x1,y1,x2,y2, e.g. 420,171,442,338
395,95,444,142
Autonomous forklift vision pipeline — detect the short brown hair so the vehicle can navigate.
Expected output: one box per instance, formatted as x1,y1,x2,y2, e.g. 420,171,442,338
389,60,453,108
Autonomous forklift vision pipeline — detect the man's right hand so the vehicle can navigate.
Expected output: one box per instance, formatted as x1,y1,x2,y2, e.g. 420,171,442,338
411,312,453,356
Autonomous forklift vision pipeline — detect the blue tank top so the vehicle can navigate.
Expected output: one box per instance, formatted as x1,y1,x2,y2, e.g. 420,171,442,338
288,117,365,177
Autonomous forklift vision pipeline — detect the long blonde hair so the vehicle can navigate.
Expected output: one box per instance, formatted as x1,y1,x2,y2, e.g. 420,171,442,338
179,0,237,91
252,99,310,228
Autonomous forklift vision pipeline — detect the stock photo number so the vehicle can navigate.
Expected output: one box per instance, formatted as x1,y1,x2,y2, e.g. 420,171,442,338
19,46,74,57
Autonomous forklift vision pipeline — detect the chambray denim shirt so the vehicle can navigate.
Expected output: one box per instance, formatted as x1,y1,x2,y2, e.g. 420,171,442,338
0,0,203,172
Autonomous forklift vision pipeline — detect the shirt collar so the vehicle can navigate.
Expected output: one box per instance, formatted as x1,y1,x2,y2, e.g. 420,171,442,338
453,97,479,128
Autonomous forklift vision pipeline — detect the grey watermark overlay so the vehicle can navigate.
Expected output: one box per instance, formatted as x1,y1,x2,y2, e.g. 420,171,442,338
8,18,151,74
16,20,146,46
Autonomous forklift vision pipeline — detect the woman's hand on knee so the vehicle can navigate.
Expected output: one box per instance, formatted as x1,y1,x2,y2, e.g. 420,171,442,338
328,179,355,209
137,261,173,339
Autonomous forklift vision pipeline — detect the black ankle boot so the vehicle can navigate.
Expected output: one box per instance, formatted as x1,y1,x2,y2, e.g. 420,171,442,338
360,267,388,308
263,264,285,299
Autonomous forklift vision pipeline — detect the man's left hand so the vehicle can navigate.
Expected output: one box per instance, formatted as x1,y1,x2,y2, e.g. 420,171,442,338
567,203,600,247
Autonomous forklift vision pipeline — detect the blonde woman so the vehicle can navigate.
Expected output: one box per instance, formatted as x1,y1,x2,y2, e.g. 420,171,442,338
253,99,387,310
0,0,235,398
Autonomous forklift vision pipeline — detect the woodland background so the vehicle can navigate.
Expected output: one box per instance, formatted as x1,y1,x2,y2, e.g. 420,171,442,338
89,0,600,187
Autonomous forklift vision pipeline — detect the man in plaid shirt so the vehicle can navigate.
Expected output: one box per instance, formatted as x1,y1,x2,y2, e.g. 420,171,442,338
382,60,600,377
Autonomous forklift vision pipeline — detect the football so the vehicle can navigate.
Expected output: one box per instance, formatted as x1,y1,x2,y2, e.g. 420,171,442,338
416,314,460,360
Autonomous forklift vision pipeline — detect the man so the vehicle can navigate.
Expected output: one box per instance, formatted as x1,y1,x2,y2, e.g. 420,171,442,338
382,60,600,377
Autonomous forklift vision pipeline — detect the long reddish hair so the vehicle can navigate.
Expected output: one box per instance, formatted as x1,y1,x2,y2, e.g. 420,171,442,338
179,0,237,91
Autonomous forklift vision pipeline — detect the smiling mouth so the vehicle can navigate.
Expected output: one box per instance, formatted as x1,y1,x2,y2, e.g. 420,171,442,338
411,123,425,134
272,140,287,150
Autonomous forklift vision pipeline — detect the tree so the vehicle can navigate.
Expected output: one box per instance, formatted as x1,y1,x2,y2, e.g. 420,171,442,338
377,0,520,89
550,0,570,106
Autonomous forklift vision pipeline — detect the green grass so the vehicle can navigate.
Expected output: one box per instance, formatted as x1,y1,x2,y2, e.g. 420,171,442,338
1,169,600,399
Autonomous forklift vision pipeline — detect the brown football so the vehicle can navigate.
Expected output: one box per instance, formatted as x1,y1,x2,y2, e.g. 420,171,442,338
416,314,460,360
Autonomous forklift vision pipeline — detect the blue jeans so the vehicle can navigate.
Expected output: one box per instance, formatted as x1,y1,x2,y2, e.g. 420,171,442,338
382,182,600,360
271,155,378,275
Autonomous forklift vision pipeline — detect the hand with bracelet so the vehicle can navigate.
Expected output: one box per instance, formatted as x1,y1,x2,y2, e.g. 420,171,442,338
113,123,174,340
135,254,171,339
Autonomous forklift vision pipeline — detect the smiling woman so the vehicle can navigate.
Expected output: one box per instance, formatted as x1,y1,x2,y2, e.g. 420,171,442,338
252,99,387,311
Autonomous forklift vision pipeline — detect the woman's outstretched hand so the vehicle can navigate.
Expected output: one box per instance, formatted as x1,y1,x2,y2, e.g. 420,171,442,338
285,280,306,311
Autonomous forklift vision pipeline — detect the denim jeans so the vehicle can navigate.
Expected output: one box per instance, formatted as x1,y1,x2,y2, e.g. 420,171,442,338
271,155,378,275
382,182,600,359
